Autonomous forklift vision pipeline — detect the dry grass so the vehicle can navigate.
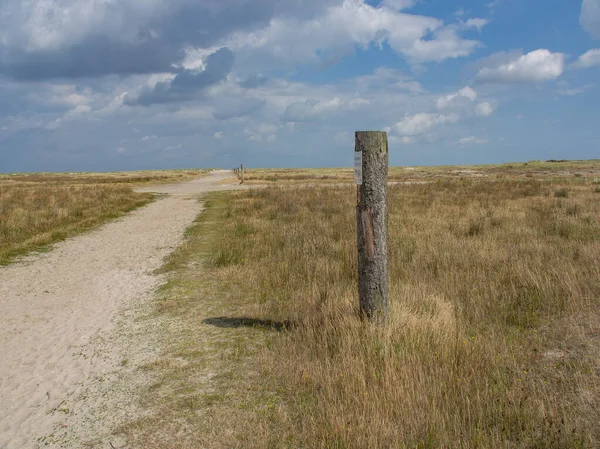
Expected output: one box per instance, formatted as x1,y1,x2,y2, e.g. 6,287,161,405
0,168,209,186
0,169,208,264
118,194,273,448
123,176,600,448
242,160,600,185
242,168,351,183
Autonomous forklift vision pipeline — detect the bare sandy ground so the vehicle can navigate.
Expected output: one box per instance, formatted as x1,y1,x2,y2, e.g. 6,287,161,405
0,170,242,449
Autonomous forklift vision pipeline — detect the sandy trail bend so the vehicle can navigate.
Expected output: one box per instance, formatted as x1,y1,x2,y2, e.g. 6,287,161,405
0,170,240,449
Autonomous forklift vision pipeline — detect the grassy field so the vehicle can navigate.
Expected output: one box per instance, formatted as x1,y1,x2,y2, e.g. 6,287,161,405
0,169,208,264
241,160,600,184
0,168,208,186
123,170,600,448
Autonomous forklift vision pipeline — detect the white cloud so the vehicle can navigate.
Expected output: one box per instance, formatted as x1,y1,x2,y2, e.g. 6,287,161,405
387,84,495,141
475,49,565,84
436,86,495,118
354,67,424,94
64,104,92,119
214,131,224,139
463,18,488,31
45,104,92,129
475,102,495,117
255,122,278,134
282,97,343,122
581,0,600,39
459,136,488,145
573,49,600,68
212,96,266,120
1,0,160,51
55,93,90,108
243,122,279,141
557,84,596,96
382,0,417,11
437,86,477,109
403,25,482,62
391,112,459,136
180,47,222,71
45,118,62,130
228,0,483,68
37,84,102,112
388,135,415,144
468,50,522,74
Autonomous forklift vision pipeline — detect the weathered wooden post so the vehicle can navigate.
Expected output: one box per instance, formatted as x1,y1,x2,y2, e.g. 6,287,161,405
355,131,389,322
240,164,245,184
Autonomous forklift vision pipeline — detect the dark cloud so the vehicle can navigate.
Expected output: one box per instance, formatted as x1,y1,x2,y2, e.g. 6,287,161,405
0,2,269,80
157,2,273,44
0,0,339,81
1,38,179,80
125,47,235,106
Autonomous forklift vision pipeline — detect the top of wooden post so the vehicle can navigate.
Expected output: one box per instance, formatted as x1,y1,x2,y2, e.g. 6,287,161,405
355,131,388,154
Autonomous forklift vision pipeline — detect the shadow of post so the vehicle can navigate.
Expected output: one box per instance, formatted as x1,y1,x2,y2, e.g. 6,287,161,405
202,316,292,332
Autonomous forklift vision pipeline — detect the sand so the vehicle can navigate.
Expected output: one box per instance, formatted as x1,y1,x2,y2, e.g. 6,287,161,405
0,170,243,449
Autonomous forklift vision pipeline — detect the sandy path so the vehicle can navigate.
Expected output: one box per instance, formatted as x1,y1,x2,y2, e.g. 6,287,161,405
0,170,240,449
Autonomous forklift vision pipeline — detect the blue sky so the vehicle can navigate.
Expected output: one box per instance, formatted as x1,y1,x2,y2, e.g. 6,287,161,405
0,0,599,172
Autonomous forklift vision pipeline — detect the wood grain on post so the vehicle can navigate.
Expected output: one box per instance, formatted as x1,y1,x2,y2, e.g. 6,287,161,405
355,131,389,322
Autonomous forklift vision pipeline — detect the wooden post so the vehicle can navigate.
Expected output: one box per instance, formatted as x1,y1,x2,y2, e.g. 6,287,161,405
355,131,389,322
240,164,245,184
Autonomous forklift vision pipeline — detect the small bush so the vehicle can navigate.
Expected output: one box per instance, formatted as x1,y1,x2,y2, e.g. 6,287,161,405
554,188,569,198
210,247,244,267
465,219,485,237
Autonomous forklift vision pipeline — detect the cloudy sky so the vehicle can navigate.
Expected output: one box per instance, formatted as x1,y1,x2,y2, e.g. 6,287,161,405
0,0,599,172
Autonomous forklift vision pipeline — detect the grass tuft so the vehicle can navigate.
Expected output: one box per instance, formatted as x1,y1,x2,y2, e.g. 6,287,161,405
554,188,569,198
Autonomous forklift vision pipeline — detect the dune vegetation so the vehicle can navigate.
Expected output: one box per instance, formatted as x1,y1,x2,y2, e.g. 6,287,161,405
124,171,600,448
0,169,207,264
240,160,600,185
